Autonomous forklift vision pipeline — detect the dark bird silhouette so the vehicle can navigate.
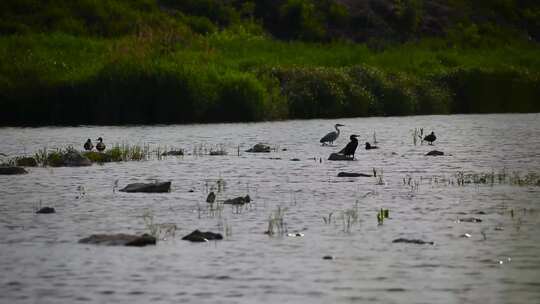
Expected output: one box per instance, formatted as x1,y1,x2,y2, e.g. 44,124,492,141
206,191,216,204
320,124,344,145
365,142,378,150
423,132,436,145
96,137,106,152
339,135,359,159
84,139,94,151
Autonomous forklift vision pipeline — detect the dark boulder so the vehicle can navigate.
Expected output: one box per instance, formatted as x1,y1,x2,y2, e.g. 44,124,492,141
459,217,482,223
16,157,38,167
61,151,92,167
223,195,251,205
182,230,223,242
120,181,171,193
0,166,28,175
426,150,444,156
246,144,271,153
36,207,55,214
328,153,354,161
392,238,434,245
337,172,372,177
79,233,156,246
161,150,184,156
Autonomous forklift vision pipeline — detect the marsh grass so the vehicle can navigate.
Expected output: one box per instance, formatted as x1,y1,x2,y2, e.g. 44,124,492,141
142,210,177,241
342,201,360,233
265,206,287,236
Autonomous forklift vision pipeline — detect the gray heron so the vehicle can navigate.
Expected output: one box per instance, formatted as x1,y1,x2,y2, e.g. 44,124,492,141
320,124,344,145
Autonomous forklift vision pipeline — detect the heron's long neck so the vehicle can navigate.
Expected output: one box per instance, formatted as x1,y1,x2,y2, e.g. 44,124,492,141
335,126,340,134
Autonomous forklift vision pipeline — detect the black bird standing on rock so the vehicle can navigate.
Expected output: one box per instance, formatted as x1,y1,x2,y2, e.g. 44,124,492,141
365,142,378,150
84,139,93,151
423,132,437,145
339,135,359,159
96,137,106,152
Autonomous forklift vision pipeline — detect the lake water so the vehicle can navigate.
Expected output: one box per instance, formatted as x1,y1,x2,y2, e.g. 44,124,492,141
1,114,540,304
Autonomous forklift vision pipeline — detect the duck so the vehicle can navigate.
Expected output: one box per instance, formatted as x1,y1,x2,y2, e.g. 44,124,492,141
206,191,216,204
83,139,94,151
423,132,436,145
96,137,106,152
339,134,359,159
365,142,378,150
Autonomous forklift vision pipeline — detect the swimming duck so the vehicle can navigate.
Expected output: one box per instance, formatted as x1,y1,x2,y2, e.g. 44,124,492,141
84,139,94,151
96,137,106,152
365,142,378,150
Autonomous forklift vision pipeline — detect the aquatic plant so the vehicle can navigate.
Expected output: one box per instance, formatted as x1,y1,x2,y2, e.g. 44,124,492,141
265,206,287,236
342,201,359,233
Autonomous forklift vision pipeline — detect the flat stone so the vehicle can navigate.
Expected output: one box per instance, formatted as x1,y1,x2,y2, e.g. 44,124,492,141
16,157,38,167
459,217,482,223
337,172,372,177
0,166,28,175
392,238,434,245
79,233,156,246
246,144,271,153
120,181,171,193
182,230,223,242
36,207,56,214
161,150,184,156
426,150,444,156
224,195,251,205
328,153,354,161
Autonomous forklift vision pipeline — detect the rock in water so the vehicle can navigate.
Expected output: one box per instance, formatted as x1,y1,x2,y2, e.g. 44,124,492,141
61,151,92,166
36,207,56,214
79,234,156,246
0,166,28,175
426,150,444,156
16,157,38,167
246,144,271,153
392,238,434,245
223,195,251,205
182,230,223,242
119,181,171,193
328,153,354,161
161,150,184,156
337,172,372,177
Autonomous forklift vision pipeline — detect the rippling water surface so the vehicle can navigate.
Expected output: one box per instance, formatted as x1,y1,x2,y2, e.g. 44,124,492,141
1,114,540,304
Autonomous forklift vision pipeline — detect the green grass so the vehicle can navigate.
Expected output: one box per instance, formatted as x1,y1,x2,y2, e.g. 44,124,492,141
0,30,539,125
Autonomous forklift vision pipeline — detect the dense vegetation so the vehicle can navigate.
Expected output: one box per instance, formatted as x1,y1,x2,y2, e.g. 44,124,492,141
1,0,539,125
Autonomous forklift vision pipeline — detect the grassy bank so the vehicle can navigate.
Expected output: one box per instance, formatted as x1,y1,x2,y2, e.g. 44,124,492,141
0,31,539,125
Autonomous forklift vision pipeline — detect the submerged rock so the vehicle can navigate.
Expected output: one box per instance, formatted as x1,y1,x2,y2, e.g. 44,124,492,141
426,150,444,156
209,150,227,156
224,195,251,205
328,153,354,161
161,150,184,156
36,207,56,214
322,255,335,260
246,144,271,153
120,181,171,193
79,233,156,246
458,217,483,223
61,151,92,167
337,172,372,177
16,157,38,167
182,230,223,242
0,166,28,175
392,238,434,245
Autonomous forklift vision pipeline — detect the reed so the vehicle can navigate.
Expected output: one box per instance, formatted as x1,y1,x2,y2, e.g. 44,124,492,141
265,206,287,236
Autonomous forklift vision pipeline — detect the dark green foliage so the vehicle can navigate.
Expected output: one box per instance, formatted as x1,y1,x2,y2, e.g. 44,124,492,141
0,0,538,125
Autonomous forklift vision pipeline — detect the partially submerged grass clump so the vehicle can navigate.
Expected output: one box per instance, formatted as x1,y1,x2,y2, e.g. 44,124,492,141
265,206,287,236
